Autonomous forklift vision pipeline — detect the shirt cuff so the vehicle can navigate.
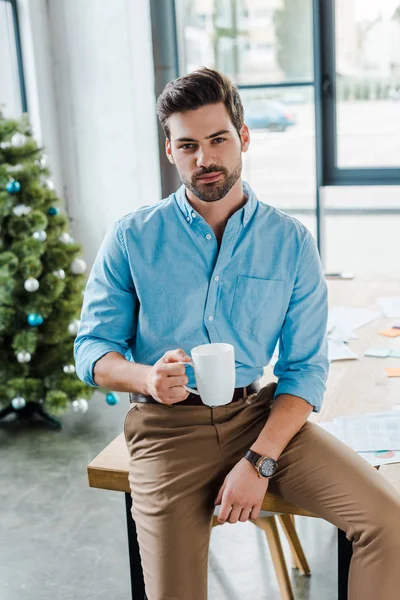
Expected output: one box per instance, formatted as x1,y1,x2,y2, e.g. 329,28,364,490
74,340,128,387
273,374,326,413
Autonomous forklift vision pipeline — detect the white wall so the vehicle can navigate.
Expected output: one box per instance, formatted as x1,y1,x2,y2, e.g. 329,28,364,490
18,0,161,265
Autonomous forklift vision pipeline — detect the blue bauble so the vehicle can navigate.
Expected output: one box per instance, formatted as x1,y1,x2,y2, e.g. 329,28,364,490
27,313,44,327
106,392,120,406
6,180,21,194
47,207,59,216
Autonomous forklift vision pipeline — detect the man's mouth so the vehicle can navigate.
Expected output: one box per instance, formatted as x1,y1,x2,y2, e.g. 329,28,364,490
196,172,223,183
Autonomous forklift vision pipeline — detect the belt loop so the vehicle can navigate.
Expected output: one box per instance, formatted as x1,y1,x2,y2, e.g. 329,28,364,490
243,386,247,400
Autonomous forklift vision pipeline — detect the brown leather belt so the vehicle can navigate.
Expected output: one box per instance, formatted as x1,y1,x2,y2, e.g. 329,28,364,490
129,380,261,407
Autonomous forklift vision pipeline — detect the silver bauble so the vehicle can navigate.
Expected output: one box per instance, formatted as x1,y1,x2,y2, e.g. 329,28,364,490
11,396,26,410
13,204,32,217
71,258,87,274
11,132,27,147
44,179,55,190
68,319,81,335
17,351,31,363
53,269,66,279
58,232,72,244
24,277,40,292
71,398,88,413
63,364,76,374
7,163,24,174
0,141,11,149
32,230,47,242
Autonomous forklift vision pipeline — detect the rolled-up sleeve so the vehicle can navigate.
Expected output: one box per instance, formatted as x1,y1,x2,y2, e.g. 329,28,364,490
74,221,137,387
273,233,329,413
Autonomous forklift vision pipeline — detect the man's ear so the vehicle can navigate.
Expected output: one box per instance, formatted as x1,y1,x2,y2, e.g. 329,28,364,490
165,138,175,164
240,124,250,153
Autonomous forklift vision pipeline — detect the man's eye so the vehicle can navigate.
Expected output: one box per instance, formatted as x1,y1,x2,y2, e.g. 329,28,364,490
180,144,196,150
212,137,226,144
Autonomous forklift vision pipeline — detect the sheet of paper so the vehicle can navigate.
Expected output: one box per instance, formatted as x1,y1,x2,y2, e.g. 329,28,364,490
320,413,400,452
318,418,400,466
377,297,400,318
340,410,400,419
328,339,358,362
327,307,381,336
328,327,357,343
358,451,400,467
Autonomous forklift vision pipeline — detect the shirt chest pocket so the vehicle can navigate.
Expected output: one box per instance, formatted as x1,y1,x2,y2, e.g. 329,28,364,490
229,276,289,337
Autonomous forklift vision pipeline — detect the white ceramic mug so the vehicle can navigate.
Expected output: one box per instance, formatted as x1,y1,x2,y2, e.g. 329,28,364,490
178,342,235,407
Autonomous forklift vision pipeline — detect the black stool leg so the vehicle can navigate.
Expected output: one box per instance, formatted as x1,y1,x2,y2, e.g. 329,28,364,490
338,528,352,600
125,493,147,599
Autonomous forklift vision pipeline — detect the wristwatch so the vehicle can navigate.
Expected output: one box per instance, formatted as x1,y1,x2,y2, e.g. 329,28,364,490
244,449,278,479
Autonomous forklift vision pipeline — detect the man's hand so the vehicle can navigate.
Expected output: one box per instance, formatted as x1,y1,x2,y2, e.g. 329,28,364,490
214,458,270,524
145,349,192,405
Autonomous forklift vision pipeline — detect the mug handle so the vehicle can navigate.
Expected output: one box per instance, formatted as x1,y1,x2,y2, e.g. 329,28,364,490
177,360,200,395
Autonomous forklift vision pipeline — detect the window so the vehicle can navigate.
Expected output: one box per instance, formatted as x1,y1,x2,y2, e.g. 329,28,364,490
0,0,27,116
321,0,400,183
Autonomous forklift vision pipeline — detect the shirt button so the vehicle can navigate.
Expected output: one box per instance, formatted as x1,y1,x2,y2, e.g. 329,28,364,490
214,276,219,281
186,216,190,222
191,212,196,218
208,315,214,321
205,233,212,240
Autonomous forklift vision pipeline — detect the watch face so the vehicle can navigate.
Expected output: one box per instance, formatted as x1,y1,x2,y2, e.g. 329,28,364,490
259,458,277,478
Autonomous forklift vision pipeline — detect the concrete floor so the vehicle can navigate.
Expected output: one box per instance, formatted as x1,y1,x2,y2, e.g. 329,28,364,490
0,390,337,600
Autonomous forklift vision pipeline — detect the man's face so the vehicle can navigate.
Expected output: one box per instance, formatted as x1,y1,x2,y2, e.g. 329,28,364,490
165,102,250,202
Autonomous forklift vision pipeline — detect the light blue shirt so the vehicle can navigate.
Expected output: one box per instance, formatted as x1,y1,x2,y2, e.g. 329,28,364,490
74,182,329,412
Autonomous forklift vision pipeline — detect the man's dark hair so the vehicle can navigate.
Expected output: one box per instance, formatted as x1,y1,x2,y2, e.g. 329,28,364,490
156,67,244,140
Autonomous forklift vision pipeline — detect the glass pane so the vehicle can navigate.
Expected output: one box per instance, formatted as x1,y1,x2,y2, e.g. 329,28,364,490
241,86,316,233
335,0,400,168
0,1,22,117
176,0,313,84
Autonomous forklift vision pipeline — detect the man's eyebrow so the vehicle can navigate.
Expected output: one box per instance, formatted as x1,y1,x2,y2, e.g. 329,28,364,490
175,129,230,143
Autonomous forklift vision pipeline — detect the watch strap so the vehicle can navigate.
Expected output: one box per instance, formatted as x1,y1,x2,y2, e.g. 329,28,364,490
244,449,262,467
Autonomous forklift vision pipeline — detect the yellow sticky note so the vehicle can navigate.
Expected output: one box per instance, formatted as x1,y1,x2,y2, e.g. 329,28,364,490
379,328,400,338
385,368,400,378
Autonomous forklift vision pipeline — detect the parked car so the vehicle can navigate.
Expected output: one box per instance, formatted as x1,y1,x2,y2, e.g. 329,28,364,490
243,100,296,132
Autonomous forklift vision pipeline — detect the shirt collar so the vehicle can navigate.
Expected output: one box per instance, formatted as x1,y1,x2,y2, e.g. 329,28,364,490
174,180,258,228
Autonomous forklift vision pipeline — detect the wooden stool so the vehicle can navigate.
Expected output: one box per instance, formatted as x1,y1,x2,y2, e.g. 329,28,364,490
212,509,310,600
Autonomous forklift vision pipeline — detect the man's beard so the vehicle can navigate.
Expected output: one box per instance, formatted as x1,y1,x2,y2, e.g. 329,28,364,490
182,159,242,203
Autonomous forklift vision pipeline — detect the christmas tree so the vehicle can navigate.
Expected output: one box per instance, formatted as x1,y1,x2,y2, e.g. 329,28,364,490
0,111,117,428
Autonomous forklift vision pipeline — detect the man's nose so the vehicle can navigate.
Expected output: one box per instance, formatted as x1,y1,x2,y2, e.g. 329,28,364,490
196,147,215,169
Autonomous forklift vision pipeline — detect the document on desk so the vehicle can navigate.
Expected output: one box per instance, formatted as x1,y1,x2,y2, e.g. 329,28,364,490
319,412,400,452
328,306,381,337
328,339,358,362
377,297,400,318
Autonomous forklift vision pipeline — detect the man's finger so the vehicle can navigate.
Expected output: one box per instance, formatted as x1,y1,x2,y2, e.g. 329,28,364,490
249,505,261,520
239,507,253,523
217,492,232,524
227,504,242,524
214,481,225,506
163,349,191,362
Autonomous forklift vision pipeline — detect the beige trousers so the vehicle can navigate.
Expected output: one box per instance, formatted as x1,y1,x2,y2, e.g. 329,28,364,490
124,382,400,600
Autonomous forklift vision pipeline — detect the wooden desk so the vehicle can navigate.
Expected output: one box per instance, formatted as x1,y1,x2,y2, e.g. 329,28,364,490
88,279,400,600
